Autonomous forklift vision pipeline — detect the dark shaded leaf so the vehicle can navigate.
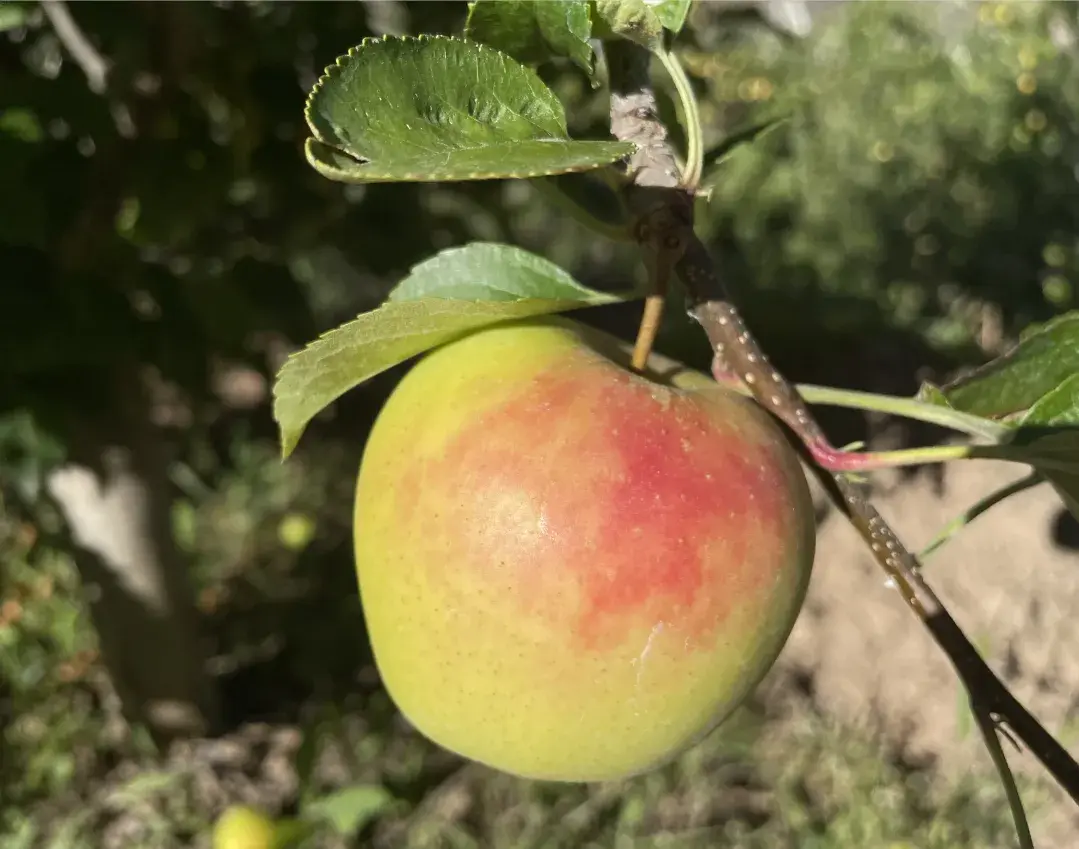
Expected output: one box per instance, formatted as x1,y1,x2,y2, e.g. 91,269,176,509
530,169,632,237
464,0,595,76
990,401,1079,522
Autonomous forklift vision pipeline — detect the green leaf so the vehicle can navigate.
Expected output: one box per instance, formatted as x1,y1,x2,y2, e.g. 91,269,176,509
304,137,631,184
1016,374,1079,519
387,241,632,302
464,0,595,76
915,380,954,408
301,784,395,837
1017,372,1079,428
591,0,663,48
1046,473,1079,525
649,0,693,33
304,34,632,184
985,383,1079,521
273,243,635,457
0,108,43,143
1004,435,1079,524
943,311,1079,418
1000,429,1079,475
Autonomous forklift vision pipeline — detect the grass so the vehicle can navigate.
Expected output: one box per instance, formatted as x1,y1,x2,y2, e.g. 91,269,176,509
0,429,1053,849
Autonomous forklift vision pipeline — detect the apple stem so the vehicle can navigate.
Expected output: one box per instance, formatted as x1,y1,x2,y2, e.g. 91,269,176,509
631,293,666,372
656,44,704,190
813,441,970,473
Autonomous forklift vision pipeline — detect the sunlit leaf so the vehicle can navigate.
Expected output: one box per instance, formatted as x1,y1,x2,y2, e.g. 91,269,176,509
386,241,633,302
273,243,636,457
304,35,632,184
1017,372,1079,428
943,311,1079,418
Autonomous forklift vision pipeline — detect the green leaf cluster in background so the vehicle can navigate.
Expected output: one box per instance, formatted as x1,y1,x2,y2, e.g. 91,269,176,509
689,1,1079,357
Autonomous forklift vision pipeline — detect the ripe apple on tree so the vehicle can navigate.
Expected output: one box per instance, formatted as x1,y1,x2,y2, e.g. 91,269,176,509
352,316,817,782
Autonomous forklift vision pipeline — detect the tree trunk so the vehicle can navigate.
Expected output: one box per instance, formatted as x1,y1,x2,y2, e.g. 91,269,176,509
45,369,218,747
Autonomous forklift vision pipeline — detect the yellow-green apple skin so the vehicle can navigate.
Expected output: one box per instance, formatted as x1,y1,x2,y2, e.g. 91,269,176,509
211,805,276,849
353,316,816,782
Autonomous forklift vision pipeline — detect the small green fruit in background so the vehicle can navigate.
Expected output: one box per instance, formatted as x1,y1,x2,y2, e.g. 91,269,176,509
353,316,816,782
212,805,277,849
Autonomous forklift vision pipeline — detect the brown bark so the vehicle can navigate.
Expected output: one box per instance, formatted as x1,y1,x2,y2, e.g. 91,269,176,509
46,368,218,746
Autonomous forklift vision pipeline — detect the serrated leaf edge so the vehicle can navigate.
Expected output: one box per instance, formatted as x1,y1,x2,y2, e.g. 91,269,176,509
304,137,633,184
301,32,634,180
272,297,605,459
304,33,560,149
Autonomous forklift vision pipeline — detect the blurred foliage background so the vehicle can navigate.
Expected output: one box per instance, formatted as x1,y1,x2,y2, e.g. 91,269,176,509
2,1,1078,846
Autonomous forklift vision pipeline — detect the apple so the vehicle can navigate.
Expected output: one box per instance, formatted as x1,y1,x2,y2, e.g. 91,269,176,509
211,805,276,849
353,315,816,782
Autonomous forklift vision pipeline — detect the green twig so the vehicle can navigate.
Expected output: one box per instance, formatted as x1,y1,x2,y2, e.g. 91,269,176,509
711,375,1009,442
919,472,1044,561
839,443,973,471
787,384,1007,442
655,46,703,189
974,706,1035,849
